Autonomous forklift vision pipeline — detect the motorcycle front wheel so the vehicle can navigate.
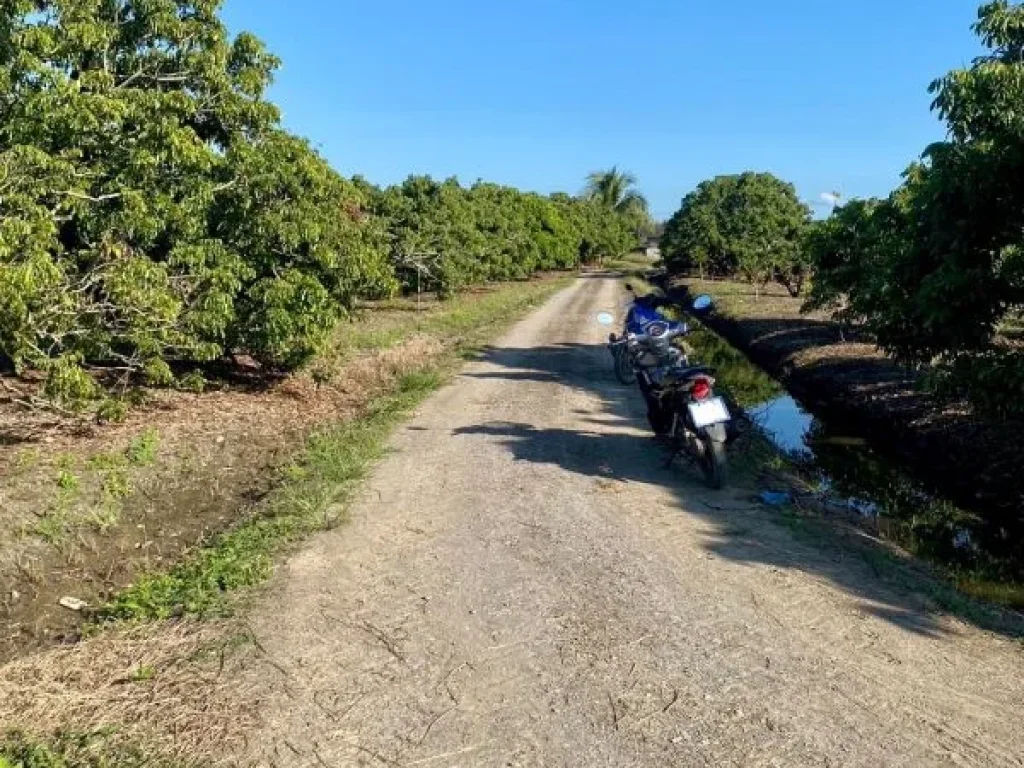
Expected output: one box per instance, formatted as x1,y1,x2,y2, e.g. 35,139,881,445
614,347,637,385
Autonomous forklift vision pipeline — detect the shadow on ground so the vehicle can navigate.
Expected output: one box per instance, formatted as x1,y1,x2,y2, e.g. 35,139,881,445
454,340,1024,640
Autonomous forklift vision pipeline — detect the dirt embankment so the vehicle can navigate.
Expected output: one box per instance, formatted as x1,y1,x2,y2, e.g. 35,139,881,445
672,278,1024,541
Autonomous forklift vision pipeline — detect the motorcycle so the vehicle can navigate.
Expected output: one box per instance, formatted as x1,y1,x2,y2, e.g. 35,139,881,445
600,288,732,489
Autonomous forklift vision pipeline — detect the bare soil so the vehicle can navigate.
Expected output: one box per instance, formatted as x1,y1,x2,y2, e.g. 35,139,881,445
0,312,444,662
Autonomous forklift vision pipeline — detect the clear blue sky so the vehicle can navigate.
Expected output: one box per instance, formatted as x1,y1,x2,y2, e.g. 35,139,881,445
221,1,982,220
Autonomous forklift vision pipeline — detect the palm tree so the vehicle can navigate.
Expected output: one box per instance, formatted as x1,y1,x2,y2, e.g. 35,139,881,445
583,167,650,220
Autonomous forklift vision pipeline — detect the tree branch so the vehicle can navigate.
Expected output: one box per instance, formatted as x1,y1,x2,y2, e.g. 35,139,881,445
57,190,123,203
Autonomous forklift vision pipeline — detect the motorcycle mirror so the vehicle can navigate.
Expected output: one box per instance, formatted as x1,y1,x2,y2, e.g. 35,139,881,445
596,312,615,326
692,294,714,314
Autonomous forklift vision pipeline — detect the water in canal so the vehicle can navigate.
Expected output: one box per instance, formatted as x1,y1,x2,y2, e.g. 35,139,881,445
685,323,1021,596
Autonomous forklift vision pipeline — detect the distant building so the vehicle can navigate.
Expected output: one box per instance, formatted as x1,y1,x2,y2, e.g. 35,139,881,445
644,236,661,260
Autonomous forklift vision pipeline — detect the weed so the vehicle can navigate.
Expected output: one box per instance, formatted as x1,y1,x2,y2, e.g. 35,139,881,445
177,371,206,394
129,665,157,682
56,470,79,493
101,469,132,501
88,451,126,471
87,503,121,533
0,730,178,768
32,512,69,545
96,398,129,424
34,479,81,544
126,429,159,467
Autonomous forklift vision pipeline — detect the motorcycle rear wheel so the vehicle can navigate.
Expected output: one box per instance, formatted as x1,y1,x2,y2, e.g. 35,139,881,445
701,436,728,489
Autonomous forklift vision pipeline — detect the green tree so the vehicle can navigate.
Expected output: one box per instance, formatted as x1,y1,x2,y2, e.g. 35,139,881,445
373,176,636,296
662,177,736,278
583,166,652,235
0,0,391,401
662,173,811,295
806,1,1024,416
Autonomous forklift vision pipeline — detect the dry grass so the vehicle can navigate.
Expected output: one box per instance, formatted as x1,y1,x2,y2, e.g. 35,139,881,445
0,620,260,765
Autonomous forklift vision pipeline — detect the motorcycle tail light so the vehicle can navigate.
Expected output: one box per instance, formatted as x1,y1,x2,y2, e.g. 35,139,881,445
691,378,712,400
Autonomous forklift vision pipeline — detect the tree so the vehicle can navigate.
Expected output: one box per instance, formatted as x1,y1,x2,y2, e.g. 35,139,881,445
583,166,652,235
805,1,1024,416
0,0,391,401
370,176,634,297
802,198,907,330
661,173,811,295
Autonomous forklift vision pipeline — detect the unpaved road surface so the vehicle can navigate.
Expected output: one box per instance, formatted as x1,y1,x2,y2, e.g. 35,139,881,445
245,276,1024,767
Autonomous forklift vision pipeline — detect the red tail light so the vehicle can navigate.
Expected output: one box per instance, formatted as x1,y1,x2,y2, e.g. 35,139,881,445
691,378,712,400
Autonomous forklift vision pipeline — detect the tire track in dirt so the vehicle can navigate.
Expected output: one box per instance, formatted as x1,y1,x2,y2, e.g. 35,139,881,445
241,276,1024,767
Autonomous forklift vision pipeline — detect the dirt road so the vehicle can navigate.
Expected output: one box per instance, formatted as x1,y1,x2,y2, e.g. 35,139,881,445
245,276,1023,767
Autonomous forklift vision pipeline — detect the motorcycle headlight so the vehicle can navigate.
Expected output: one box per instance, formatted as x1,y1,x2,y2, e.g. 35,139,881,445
646,322,669,339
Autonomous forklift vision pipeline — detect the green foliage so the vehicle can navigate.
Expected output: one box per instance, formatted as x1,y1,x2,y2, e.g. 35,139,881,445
176,371,206,393
126,428,159,466
802,198,906,325
95,398,128,423
662,173,811,294
0,0,390,395
56,469,79,493
805,1,1024,416
100,468,131,501
0,729,174,768
129,665,156,682
43,356,100,410
371,176,636,297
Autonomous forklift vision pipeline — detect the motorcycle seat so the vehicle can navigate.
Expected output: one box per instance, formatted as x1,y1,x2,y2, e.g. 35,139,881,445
665,365,713,381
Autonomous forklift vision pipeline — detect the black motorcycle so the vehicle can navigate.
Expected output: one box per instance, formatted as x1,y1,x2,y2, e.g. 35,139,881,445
602,290,731,489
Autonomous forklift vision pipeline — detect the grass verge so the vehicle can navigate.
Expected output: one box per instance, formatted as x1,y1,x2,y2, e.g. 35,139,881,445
98,370,441,623
0,729,179,768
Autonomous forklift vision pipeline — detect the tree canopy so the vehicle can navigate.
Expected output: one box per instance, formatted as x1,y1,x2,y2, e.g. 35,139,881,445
661,173,811,295
584,167,652,234
370,177,636,297
805,0,1024,415
0,1,641,412
0,0,394,395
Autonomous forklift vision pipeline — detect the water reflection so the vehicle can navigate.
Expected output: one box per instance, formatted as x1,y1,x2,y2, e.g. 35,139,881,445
749,395,813,456
749,393,1013,580
685,320,1024,590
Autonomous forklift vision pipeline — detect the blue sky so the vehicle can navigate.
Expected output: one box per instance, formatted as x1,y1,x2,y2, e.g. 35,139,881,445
221,1,983,219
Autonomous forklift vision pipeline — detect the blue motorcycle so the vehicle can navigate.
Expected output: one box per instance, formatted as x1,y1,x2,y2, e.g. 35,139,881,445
602,286,732,488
